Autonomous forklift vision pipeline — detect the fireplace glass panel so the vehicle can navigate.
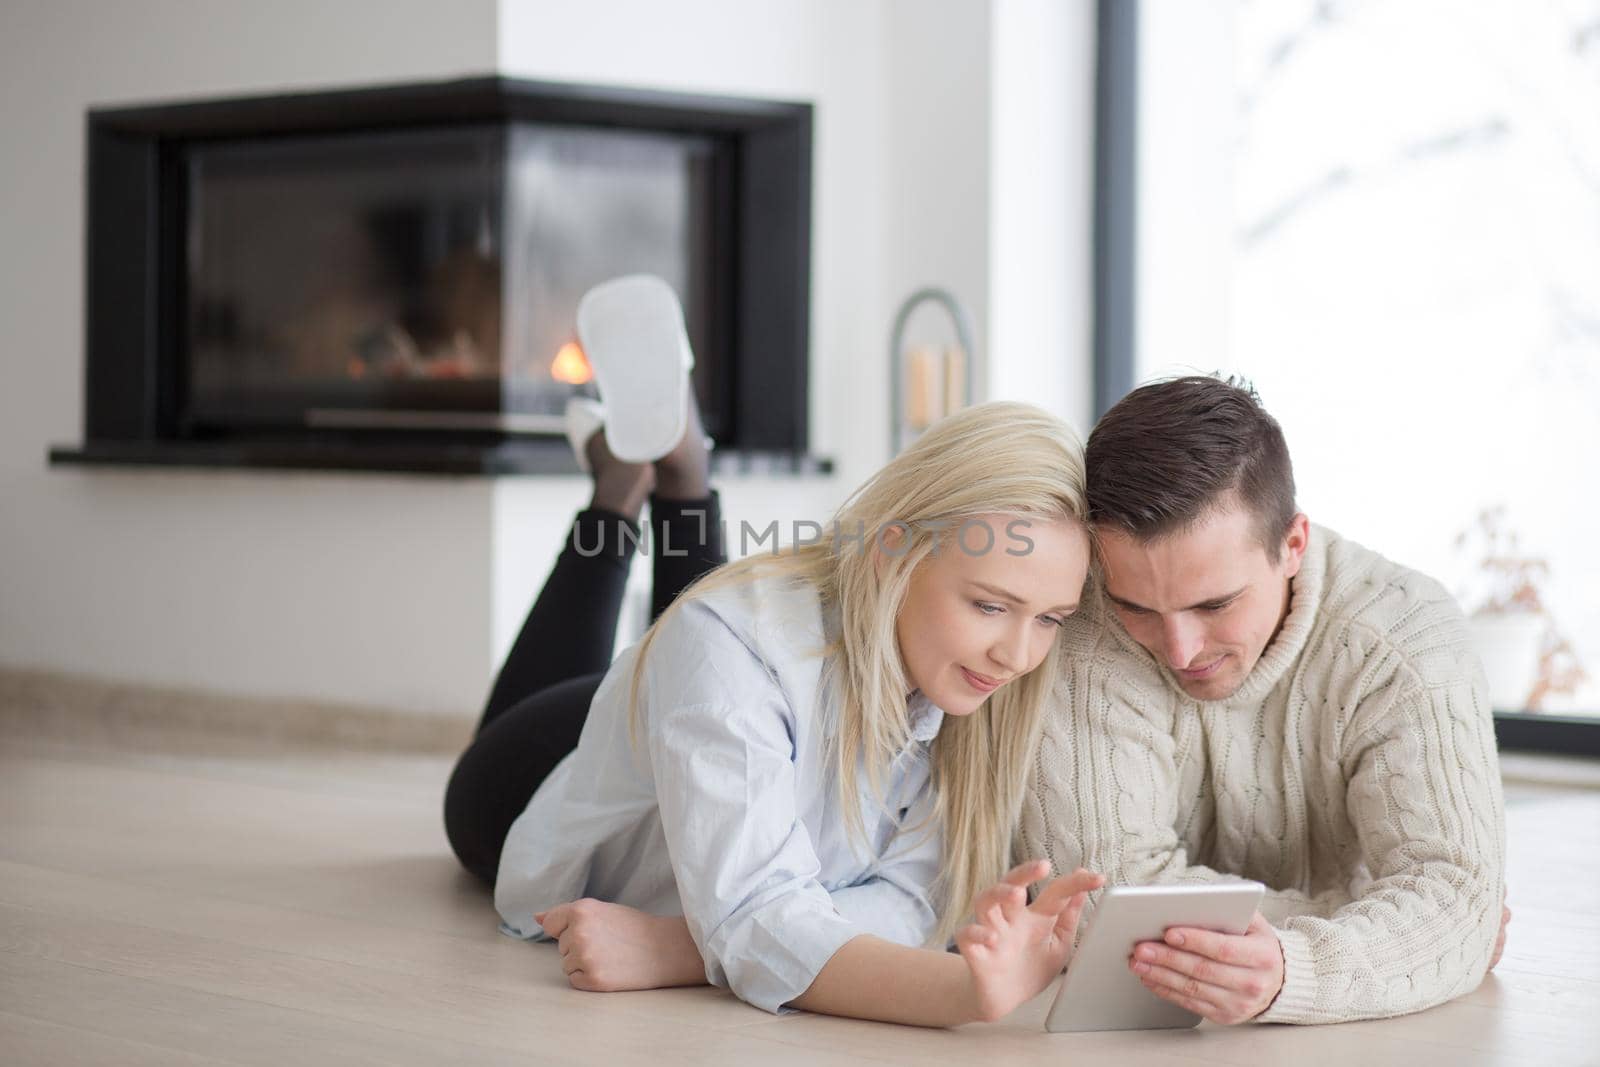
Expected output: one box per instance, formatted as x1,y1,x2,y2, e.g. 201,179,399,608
502,123,718,425
184,121,717,434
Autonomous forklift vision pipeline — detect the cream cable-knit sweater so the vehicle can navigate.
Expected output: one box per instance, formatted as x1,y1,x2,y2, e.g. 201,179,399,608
1019,525,1506,1024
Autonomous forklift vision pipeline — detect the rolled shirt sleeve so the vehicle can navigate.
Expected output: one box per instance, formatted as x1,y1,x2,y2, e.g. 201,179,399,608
643,602,871,1013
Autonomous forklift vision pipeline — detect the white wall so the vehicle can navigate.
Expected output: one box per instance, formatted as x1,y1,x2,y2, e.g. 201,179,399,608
0,0,1098,716
989,0,1098,436
0,0,502,715
877,0,992,441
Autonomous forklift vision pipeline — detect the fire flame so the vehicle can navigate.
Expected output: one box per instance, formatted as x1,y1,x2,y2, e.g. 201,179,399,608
550,342,593,385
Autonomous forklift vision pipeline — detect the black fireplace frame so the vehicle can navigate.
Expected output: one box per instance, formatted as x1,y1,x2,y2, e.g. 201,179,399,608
52,76,817,476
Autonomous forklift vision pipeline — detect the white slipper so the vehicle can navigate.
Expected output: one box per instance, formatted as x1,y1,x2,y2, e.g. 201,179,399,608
575,275,695,464
564,396,607,474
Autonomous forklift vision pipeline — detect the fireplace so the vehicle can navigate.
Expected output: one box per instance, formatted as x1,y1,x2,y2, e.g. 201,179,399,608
51,77,817,475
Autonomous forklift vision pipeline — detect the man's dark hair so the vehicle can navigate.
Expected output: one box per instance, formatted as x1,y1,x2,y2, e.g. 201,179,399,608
1086,375,1297,560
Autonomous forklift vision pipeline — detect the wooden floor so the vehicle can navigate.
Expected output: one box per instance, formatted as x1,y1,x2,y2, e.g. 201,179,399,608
2,728,1597,1066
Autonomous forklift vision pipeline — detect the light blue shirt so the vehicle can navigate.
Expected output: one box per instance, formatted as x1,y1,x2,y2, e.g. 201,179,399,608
494,572,946,1014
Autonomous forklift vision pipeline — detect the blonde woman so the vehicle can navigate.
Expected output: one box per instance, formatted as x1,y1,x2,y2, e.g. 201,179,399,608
444,283,1099,1027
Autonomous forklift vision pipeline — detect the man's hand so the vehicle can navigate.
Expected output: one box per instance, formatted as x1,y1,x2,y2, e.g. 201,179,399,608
1489,900,1511,971
535,899,707,992
1130,911,1283,1024
956,860,1105,1023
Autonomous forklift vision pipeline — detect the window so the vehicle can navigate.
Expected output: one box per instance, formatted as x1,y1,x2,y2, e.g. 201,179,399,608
1099,0,1600,744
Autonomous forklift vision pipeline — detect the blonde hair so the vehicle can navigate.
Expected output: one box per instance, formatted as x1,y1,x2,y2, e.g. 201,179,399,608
630,401,1088,946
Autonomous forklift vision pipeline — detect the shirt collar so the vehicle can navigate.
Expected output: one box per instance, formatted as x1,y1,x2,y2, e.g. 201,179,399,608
906,690,946,743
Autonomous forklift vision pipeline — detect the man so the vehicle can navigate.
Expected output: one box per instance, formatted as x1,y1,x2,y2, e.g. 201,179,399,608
1019,375,1507,1025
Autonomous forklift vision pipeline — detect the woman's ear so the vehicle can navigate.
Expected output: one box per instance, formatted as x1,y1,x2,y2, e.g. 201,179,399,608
873,522,908,579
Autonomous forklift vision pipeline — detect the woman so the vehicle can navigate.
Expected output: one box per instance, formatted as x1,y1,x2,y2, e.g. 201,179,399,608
444,287,1098,1027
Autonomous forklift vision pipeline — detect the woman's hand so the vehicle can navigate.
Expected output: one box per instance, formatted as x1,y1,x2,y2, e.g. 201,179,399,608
955,860,1104,1022
535,899,707,992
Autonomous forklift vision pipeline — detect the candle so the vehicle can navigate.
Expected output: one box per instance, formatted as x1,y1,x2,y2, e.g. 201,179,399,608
907,345,940,429
943,345,967,416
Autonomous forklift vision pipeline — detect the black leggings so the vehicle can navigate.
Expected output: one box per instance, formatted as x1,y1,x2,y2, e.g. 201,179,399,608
442,493,725,887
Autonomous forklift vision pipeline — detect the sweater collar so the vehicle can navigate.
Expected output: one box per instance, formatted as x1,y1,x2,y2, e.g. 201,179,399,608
1221,524,1326,705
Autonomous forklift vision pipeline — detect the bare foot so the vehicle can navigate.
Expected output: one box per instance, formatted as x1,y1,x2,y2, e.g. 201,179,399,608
654,382,711,501
586,430,654,521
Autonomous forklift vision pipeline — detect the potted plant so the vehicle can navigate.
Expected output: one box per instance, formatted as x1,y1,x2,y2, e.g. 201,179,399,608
1455,507,1588,711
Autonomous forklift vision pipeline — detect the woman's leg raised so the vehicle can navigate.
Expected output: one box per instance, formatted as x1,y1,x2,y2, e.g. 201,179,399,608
647,389,725,619
475,433,654,733
445,383,723,888
444,430,651,885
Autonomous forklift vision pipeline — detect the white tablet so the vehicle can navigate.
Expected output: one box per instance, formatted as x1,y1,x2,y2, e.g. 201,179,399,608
1045,881,1264,1033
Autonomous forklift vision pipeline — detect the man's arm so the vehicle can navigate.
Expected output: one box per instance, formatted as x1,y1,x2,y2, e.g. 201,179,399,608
1121,677,1506,1025
1250,676,1506,1022
1021,656,1504,1024
1018,666,1338,1023
1018,665,1353,920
